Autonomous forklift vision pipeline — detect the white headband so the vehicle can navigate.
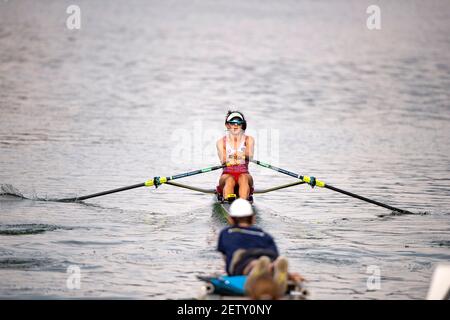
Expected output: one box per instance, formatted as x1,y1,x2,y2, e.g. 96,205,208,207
226,112,244,122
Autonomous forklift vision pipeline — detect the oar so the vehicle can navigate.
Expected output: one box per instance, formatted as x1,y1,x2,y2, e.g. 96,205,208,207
58,163,228,202
250,159,414,215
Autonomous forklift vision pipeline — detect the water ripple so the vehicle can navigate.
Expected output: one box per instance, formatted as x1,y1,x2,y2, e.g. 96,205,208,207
0,224,73,236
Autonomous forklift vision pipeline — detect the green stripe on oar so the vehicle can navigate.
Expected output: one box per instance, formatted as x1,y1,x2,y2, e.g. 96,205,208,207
250,159,414,215
58,163,228,202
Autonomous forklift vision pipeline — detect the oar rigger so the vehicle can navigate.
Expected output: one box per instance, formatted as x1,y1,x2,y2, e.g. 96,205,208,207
145,176,167,188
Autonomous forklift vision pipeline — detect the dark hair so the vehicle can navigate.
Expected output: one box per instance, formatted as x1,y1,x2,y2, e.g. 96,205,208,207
225,110,247,130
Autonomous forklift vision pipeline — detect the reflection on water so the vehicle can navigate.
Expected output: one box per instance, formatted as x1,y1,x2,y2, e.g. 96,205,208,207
0,0,449,299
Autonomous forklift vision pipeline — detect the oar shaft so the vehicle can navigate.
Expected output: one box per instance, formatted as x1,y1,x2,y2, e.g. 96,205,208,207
59,183,145,202
251,159,413,214
59,163,227,202
251,160,300,179
165,181,216,194
254,181,305,194
170,164,226,180
324,184,412,214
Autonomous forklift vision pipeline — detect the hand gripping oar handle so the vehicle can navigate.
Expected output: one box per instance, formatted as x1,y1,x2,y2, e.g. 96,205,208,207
250,159,413,215
58,163,229,202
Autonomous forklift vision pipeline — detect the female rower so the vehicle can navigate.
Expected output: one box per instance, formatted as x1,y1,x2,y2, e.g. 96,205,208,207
216,110,254,201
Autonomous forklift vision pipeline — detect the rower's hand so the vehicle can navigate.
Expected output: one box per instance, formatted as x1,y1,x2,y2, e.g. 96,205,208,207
229,159,239,166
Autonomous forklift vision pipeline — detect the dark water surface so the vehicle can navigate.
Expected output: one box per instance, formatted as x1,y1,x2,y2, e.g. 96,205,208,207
1,0,449,299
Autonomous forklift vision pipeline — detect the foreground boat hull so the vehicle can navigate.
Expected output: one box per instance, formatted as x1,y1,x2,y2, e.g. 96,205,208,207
212,201,232,222
197,275,309,300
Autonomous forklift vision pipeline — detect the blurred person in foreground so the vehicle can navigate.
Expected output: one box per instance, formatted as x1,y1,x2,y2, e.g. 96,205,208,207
217,198,305,299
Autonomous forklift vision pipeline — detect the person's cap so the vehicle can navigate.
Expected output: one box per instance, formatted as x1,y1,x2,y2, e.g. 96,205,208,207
229,199,254,217
226,112,244,123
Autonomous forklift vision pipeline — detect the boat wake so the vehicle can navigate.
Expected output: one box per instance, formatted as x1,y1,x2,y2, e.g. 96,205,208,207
0,183,55,202
0,223,73,236
376,210,429,218
0,257,56,270
0,184,26,199
0,183,85,203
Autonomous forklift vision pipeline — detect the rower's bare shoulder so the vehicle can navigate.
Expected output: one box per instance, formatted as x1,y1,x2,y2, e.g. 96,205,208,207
216,137,224,147
247,135,255,143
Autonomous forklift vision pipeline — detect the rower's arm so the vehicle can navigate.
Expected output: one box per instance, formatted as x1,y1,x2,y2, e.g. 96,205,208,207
246,136,255,160
216,139,226,164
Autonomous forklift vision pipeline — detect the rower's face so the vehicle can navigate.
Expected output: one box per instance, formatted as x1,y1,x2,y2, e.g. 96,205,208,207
226,123,242,134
